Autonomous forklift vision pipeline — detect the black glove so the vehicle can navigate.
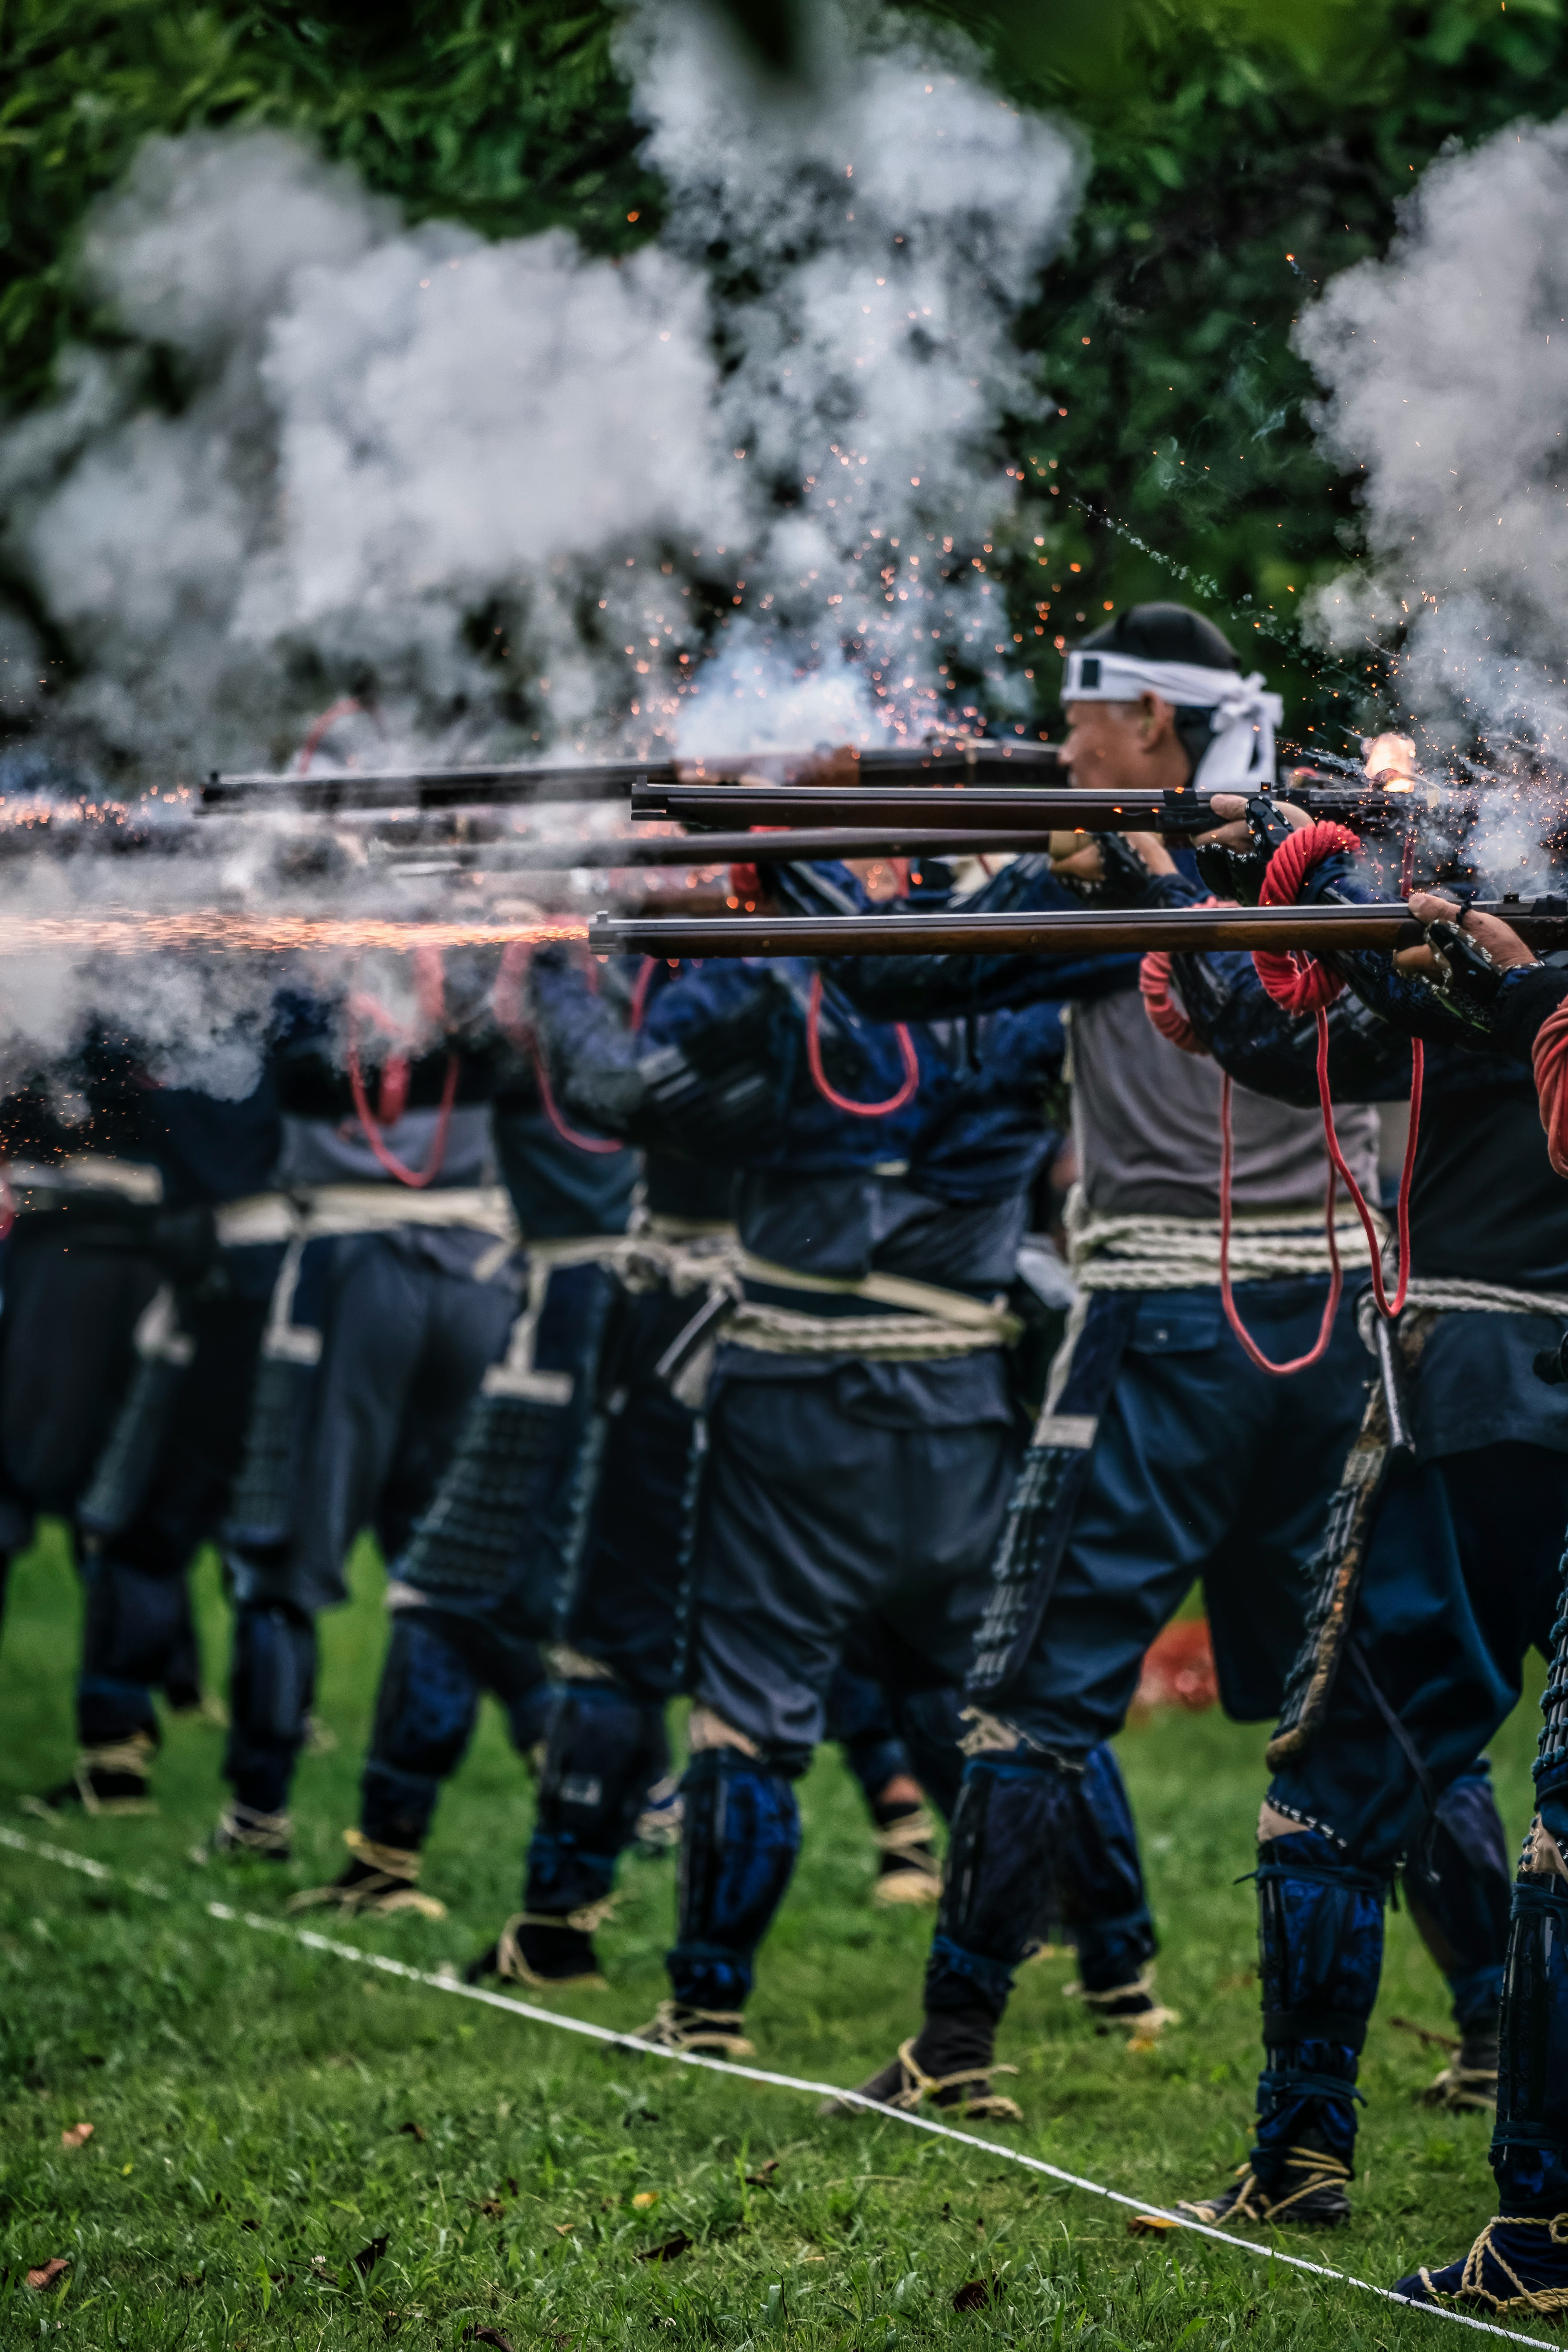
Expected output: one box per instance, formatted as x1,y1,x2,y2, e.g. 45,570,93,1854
1192,796,1305,905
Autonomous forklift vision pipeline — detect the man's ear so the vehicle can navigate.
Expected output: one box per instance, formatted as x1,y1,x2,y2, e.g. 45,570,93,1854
1138,692,1163,744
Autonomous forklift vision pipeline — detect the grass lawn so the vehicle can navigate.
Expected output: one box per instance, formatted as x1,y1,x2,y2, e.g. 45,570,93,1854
0,1522,1549,2350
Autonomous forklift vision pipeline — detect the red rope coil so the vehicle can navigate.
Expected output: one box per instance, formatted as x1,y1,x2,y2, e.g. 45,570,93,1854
345,943,459,1188
1243,819,1421,1345
1533,999,1568,1179
805,969,919,1118
494,941,626,1156
1139,900,1220,1057
1251,822,1362,1016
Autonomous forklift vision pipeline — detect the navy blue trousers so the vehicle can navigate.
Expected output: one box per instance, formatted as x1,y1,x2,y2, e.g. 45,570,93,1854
0,1225,160,1564
669,1365,1017,2010
76,1255,279,1750
1252,1442,1568,2194
223,1234,514,1817
927,1281,1365,2029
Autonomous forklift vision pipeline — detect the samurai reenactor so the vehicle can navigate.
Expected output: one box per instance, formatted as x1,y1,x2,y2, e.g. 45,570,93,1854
471,1148,736,1985
195,960,519,1867
0,1070,163,1642
27,1058,285,1815
292,1052,640,1917
823,606,1485,2121
1141,808,1568,2298
484,901,1158,2071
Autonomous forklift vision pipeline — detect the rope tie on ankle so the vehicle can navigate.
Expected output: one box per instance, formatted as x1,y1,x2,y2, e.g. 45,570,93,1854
889,2038,1021,2121
513,1894,620,1936
873,1809,939,1855
1064,1969,1180,2037
343,1827,423,1879
218,1800,292,1855
80,1735,155,1777
1419,2217,1568,2316
1200,2147,1350,2227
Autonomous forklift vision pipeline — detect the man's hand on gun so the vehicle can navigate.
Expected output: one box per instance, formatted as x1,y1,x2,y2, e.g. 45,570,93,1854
1396,893,1537,982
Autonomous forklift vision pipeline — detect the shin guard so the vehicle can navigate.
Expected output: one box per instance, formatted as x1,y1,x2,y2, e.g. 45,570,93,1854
223,1600,316,1819
77,1556,188,1747
1251,1829,1383,2189
667,1748,801,2013
1492,1864,1568,2216
524,1682,670,1922
360,1613,483,1850
1060,1742,1158,2000
1403,1764,1510,2040
925,1754,1078,2023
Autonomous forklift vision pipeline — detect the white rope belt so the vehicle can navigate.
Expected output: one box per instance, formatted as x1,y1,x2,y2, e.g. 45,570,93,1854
214,1185,517,1248
730,1250,1020,1359
726,1301,1013,1361
1357,1277,1568,1354
1066,1180,1380,1293
0,1826,1550,2352
1072,1213,1377,1292
5,1153,164,1208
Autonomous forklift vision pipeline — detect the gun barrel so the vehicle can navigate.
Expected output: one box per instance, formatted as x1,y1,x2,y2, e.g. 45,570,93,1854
585,898,1568,959
375,826,1054,872
629,783,1422,834
201,740,1060,813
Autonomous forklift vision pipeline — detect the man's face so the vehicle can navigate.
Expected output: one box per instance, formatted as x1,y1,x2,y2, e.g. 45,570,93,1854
1060,698,1151,793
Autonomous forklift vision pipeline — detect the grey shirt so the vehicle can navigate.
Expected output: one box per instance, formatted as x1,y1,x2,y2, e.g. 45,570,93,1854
1071,989,1381,1222
276,1104,494,1193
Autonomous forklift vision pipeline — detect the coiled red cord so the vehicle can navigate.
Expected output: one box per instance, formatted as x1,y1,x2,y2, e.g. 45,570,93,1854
806,969,919,1117
1139,825,1421,1373
1139,904,1219,1058
494,941,625,1156
1252,821,1421,1325
1533,1000,1568,1178
345,943,458,1188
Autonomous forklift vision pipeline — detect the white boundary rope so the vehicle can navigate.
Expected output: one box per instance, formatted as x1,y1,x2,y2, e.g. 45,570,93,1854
0,1822,1557,2349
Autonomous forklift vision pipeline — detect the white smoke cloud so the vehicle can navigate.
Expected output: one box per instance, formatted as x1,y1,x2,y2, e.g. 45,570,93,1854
0,0,1077,785
1296,112,1568,833
0,0,1080,1085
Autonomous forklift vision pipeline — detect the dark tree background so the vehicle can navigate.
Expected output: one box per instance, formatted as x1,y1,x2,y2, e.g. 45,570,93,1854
3,0,1565,747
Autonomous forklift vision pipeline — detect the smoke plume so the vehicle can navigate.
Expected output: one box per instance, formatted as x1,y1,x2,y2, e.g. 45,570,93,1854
0,0,1078,785
0,0,1080,1091
1296,112,1568,854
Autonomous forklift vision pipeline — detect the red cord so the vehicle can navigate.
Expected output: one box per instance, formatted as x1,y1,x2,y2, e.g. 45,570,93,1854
629,956,659,1034
297,697,363,774
494,941,625,1156
0,1162,13,1243
805,969,919,1117
1219,1031,1344,1375
1241,819,1421,1338
346,1017,458,1187
1533,1000,1568,1178
1139,904,1221,1057
1251,821,1362,1016
344,949,457,1187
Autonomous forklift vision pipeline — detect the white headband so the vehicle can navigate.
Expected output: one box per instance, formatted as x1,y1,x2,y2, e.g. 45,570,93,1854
1060,648,1284,793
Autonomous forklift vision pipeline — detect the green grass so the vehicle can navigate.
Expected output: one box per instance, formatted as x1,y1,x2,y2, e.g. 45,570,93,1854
0,1526,1550,2350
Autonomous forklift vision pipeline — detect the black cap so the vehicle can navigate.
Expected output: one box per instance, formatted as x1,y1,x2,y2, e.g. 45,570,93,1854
1076,602,1238,673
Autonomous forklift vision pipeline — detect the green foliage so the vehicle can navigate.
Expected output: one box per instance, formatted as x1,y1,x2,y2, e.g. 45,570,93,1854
0,1525,1549,2349
5,0,1568,745
924,0,1568,743
0,0,653,413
